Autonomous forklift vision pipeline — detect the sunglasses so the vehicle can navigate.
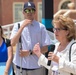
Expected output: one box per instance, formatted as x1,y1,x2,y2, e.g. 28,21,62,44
24,9,35,13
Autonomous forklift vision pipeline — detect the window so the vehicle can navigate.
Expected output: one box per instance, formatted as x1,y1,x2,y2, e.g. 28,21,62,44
58,0,71,10
13,2,24,22
61,1,71,9
38,2,42,22
29,0,33,2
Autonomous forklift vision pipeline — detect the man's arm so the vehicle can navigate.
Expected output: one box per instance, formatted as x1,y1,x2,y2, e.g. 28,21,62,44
11,25,24,46
11,19,32,46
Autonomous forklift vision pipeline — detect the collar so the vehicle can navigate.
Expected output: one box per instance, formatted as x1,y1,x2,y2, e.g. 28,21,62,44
55,39,75,53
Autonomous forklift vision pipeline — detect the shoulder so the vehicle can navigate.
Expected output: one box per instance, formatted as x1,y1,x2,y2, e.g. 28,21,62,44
70,40,76,56
12,20,24,31
68,39,76,53
69,39,76,47
71,41,76,50
14,20,24,27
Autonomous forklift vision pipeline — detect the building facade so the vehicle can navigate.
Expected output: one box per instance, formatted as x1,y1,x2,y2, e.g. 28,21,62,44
0,0,75,25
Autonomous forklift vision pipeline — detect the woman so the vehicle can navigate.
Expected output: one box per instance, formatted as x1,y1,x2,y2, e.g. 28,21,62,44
0,26,13,75
33,15,76,75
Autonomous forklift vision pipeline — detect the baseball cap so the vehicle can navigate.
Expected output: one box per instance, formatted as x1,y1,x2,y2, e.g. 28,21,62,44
23,2,36,11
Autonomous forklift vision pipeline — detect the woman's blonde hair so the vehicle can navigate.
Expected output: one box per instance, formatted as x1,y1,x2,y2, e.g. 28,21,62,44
53,15,76,41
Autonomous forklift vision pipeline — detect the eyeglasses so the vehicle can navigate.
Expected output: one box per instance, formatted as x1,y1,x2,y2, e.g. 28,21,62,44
53,28,67,32
24,9,35,13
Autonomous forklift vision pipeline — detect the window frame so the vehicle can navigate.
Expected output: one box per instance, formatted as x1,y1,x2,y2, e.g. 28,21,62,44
13,2,24,22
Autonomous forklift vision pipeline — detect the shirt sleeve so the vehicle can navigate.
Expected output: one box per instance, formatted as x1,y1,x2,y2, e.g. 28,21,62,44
38,54,51,70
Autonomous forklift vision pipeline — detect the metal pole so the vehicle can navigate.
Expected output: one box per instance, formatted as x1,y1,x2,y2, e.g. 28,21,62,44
42,0,53,32
42,0,53,75
18,23,22,75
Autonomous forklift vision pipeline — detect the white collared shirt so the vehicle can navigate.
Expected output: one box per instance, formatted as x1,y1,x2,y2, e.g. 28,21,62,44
10,20,52,69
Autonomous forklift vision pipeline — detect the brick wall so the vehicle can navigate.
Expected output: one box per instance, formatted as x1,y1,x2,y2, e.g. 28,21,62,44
0,0,76,25
0,0,29,25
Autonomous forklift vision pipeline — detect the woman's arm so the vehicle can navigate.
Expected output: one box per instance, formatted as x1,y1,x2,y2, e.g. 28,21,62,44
38,54,51,70
11,19,33,46
4,46,13,75
33,43,51,70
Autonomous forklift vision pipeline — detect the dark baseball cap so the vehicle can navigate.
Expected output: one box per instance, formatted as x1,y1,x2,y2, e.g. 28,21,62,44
23,2,36,10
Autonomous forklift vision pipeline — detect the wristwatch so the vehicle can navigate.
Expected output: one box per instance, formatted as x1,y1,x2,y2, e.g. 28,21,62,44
29,50,32,55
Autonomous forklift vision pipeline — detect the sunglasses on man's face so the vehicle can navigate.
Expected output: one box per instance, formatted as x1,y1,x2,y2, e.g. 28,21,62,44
24,9,35,13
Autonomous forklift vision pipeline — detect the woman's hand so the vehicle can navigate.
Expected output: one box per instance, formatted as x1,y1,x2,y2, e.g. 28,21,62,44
33,43,42,57
48,52,59,63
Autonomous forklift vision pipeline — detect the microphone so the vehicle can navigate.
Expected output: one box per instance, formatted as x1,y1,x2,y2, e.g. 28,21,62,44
47,44,55,66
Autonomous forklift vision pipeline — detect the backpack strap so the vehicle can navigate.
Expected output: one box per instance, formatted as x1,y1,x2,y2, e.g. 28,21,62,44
69,42,76,75
5,38,11,47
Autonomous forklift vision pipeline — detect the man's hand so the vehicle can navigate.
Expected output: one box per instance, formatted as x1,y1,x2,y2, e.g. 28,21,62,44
19,50,30,57
21,19,32,28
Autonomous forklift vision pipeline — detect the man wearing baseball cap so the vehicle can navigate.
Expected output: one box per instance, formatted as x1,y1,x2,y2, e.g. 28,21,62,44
10,1,51,75
23,2,36,10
